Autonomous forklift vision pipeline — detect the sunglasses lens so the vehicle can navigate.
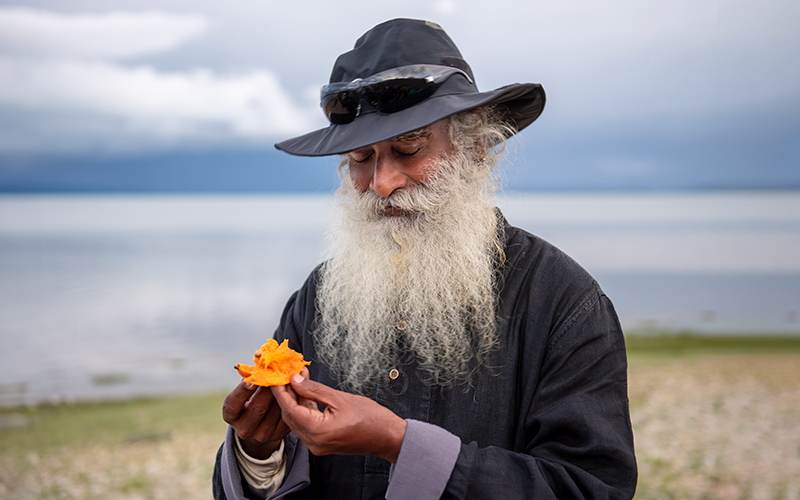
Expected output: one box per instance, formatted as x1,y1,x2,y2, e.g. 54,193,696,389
320,65,469,124
323,91,361,124
367,79,436,113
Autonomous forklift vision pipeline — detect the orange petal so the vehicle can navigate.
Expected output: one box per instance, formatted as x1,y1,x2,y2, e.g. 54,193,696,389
237,339,310,387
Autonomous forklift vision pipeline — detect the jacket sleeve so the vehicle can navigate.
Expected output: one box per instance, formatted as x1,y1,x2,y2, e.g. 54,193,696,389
386,420,462,499
213,427,311,500
441,293,637,499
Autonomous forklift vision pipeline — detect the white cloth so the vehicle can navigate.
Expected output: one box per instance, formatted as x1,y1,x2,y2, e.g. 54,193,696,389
233,434,287,498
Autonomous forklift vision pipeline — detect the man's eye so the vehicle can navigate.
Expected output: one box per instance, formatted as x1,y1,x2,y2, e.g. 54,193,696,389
349,152,372,163
395,147,422,157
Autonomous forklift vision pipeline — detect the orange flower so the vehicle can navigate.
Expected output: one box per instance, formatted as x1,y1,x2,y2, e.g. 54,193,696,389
235,339,310,387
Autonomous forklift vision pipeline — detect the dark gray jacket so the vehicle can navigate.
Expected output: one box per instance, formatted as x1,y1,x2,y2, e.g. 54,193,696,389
214,216,637,499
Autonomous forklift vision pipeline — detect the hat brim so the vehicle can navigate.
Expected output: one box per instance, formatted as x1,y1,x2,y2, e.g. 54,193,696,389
275,82,545,157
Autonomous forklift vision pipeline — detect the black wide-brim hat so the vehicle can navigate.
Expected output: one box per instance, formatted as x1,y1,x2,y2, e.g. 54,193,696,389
275,18,545,157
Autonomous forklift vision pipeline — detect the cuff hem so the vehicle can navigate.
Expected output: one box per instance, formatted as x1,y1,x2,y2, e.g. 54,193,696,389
385,419,461,500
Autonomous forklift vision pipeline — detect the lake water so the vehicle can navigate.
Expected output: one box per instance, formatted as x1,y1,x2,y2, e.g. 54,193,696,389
1,192,799,407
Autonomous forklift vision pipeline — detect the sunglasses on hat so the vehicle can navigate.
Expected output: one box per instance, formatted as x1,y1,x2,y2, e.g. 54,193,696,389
320,64,473,125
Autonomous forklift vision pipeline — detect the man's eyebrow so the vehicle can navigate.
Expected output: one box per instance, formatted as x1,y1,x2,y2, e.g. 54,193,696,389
393,127,431,142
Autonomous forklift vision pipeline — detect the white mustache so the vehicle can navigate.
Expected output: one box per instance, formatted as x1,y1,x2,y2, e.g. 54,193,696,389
356,176,455,218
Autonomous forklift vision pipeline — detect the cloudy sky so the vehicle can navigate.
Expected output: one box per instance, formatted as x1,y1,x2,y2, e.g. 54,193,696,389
0,0,798,191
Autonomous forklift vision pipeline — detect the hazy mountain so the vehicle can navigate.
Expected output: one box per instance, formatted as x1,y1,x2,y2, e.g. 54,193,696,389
2,141,797,193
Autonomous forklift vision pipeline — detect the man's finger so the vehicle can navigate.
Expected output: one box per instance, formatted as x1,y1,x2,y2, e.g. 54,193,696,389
222,380,258,422
242,385,277,413
234,387,285,440
288,373,339,407
271,381,300,410
294,368,316,406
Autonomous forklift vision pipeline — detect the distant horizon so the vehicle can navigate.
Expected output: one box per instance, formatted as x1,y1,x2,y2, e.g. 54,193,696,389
2,145,798,194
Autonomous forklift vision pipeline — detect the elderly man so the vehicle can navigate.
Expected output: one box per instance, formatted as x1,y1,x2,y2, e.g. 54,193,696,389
213,18,637,500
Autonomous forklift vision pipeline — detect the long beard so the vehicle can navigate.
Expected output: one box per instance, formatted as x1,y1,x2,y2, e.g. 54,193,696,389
314,152,502,395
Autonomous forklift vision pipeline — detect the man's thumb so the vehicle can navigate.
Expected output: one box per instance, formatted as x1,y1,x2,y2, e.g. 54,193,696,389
290,373,331,403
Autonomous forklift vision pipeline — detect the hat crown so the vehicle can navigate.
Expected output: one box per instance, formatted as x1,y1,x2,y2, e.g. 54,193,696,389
275,18,545,157
329,18,476,87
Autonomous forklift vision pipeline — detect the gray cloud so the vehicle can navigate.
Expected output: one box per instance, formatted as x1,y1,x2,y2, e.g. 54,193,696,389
0,7,207,59
0,6,323,153
0,0,797,189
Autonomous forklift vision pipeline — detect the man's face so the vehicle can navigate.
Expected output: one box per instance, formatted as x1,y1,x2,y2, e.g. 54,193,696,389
345,119,455,215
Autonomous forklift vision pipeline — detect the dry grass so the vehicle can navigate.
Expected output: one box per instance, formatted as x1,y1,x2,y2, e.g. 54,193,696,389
0,393,227,500
630,354,800,500
1,352,799,499
0,429,222,500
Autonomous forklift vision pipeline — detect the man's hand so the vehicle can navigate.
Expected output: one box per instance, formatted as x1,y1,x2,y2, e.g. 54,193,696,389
271,374,408,463
222,368,310,459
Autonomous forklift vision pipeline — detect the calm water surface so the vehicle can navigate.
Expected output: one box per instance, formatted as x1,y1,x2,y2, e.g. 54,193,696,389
1,192,798,407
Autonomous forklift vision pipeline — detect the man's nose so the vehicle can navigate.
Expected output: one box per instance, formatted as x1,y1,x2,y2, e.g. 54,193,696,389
369,159,408,198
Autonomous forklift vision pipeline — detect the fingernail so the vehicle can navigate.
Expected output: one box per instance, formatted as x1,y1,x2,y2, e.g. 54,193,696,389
245,383,255,390
291,373,304,384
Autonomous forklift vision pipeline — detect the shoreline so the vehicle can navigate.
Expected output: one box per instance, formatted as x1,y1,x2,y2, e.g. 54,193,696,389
2,333,799,411
2,350,799,499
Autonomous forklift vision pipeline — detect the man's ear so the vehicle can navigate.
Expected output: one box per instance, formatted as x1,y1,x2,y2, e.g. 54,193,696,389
337,156,350,181
447,109,489,163
474,142,487,164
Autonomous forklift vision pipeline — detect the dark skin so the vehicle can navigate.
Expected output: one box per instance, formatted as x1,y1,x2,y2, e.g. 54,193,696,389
222,368,407,462
273,373,407,463
221,376,295,459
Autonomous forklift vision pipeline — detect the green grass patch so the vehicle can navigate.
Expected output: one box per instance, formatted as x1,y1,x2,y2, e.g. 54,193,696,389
625,331,800,355
0,391,229,454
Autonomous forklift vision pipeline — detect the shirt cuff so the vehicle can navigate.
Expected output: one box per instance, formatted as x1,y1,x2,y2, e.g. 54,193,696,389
385,419,461,500
233,434,287,497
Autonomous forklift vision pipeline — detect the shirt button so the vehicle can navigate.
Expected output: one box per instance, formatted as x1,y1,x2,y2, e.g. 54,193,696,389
396,320,407,331
389,368,400,380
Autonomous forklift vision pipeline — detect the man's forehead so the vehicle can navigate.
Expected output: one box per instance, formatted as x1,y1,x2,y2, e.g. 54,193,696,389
393,127,432,142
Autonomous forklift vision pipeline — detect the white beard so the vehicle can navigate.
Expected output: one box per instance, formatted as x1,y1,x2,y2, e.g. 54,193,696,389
314,152,502,394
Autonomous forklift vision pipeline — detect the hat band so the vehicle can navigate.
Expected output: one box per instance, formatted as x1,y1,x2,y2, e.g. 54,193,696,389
320,64,473,124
